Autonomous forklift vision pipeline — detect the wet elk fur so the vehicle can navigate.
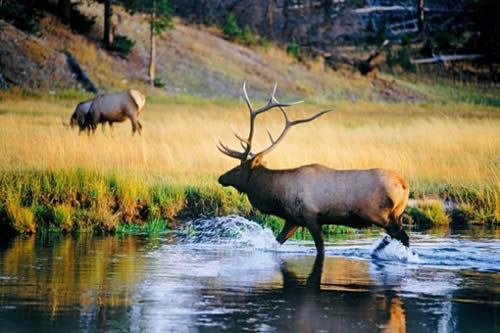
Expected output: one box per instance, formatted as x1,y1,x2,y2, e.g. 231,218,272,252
217,84,410,255
84,90,146,134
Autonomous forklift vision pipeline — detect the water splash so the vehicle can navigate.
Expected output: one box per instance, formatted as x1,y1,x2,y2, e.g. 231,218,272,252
177,215,279,250
371,235,421,263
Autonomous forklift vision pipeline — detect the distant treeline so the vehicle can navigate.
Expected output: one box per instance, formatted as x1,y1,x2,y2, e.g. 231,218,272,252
170,0,499,58
2,0,499,61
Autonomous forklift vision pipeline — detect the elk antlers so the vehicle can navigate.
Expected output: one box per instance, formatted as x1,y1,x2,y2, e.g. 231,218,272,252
217,83,332,161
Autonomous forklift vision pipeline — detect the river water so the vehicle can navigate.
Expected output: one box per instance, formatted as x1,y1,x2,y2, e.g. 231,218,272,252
0,215,498,332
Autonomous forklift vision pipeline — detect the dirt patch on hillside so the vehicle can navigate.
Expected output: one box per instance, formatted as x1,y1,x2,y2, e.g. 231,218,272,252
0,19,74,90
370,78,423,102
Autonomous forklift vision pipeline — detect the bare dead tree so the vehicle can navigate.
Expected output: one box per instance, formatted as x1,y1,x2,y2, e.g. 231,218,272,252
417,0,424,36
104,0,114,45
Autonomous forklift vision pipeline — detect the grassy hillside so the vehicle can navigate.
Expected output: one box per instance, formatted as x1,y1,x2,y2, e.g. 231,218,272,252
0,2,442,101
1,2,499,104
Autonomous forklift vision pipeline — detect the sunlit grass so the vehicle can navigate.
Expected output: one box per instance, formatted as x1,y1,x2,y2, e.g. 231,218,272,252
0,96,498,232
0,97,498,185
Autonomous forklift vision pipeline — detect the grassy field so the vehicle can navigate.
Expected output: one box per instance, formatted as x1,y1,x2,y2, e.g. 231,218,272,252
0,90,499,234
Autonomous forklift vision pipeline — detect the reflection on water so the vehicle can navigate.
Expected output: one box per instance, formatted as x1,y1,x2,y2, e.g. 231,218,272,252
0,219,499,332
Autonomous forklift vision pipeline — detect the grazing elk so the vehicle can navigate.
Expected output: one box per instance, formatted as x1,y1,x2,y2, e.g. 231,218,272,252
69,98,114,134
85,90,146,135
68,99,93,134
217,83,410,255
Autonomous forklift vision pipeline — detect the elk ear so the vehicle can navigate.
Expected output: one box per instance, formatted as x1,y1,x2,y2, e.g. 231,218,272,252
250,153,265,168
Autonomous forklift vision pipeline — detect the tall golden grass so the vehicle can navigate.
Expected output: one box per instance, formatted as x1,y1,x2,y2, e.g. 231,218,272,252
0,98,498,188
0,96,498,229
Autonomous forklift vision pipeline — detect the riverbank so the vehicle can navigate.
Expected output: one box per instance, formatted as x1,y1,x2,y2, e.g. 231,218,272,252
0,169,497,236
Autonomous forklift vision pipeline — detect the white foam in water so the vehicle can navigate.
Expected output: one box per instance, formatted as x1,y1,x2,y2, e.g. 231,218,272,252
179,215,279,250
371,234,422,263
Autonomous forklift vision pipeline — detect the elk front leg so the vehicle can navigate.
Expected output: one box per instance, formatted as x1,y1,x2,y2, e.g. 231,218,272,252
308,224,325,256
276,220,298,245
109,122,114,137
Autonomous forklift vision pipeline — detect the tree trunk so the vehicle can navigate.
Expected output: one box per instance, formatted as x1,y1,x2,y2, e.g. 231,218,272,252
104,0,114,45
282,0,289,40
417,0,424,35
149,13,156,86
322,0,331,21
265,0,274,39
58,0,71,24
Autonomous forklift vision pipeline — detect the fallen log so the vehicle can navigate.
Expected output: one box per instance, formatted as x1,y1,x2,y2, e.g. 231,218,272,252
65,51,99,94
411,54,484,65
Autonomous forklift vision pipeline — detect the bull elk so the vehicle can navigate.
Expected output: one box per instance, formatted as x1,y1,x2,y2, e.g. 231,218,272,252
217,83,410,255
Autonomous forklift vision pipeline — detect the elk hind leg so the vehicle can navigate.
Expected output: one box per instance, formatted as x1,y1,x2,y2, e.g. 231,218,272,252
129,116,139,135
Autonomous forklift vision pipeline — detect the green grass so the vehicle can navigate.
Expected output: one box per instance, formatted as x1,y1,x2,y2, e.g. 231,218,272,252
115,218,169,235
0,169,254,235
1,169,496,236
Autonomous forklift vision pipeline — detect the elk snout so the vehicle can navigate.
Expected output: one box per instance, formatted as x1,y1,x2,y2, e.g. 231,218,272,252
218,173,230,187
218,175,226,186
70,117,77,128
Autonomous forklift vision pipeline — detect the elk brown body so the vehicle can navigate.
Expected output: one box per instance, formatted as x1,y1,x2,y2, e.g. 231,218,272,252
217,84,410,255
85,90,146,134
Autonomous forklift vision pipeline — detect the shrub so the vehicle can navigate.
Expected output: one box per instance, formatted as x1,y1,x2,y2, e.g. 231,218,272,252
407,200,449,227
223,14,241,41
241,25,256,46
5,198,35,234
106,35,135,58
53,204,74,232
452,202,497,225
153,78,166,88
34,205,53,229
287,41,300,60
259,36,270,49
74,206,119,233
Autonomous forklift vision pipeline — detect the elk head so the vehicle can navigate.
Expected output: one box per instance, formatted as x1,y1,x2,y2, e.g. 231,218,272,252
217,83,331,192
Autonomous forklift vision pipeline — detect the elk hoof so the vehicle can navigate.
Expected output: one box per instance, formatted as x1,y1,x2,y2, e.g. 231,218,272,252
372,235,391,255
392,229,410,247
